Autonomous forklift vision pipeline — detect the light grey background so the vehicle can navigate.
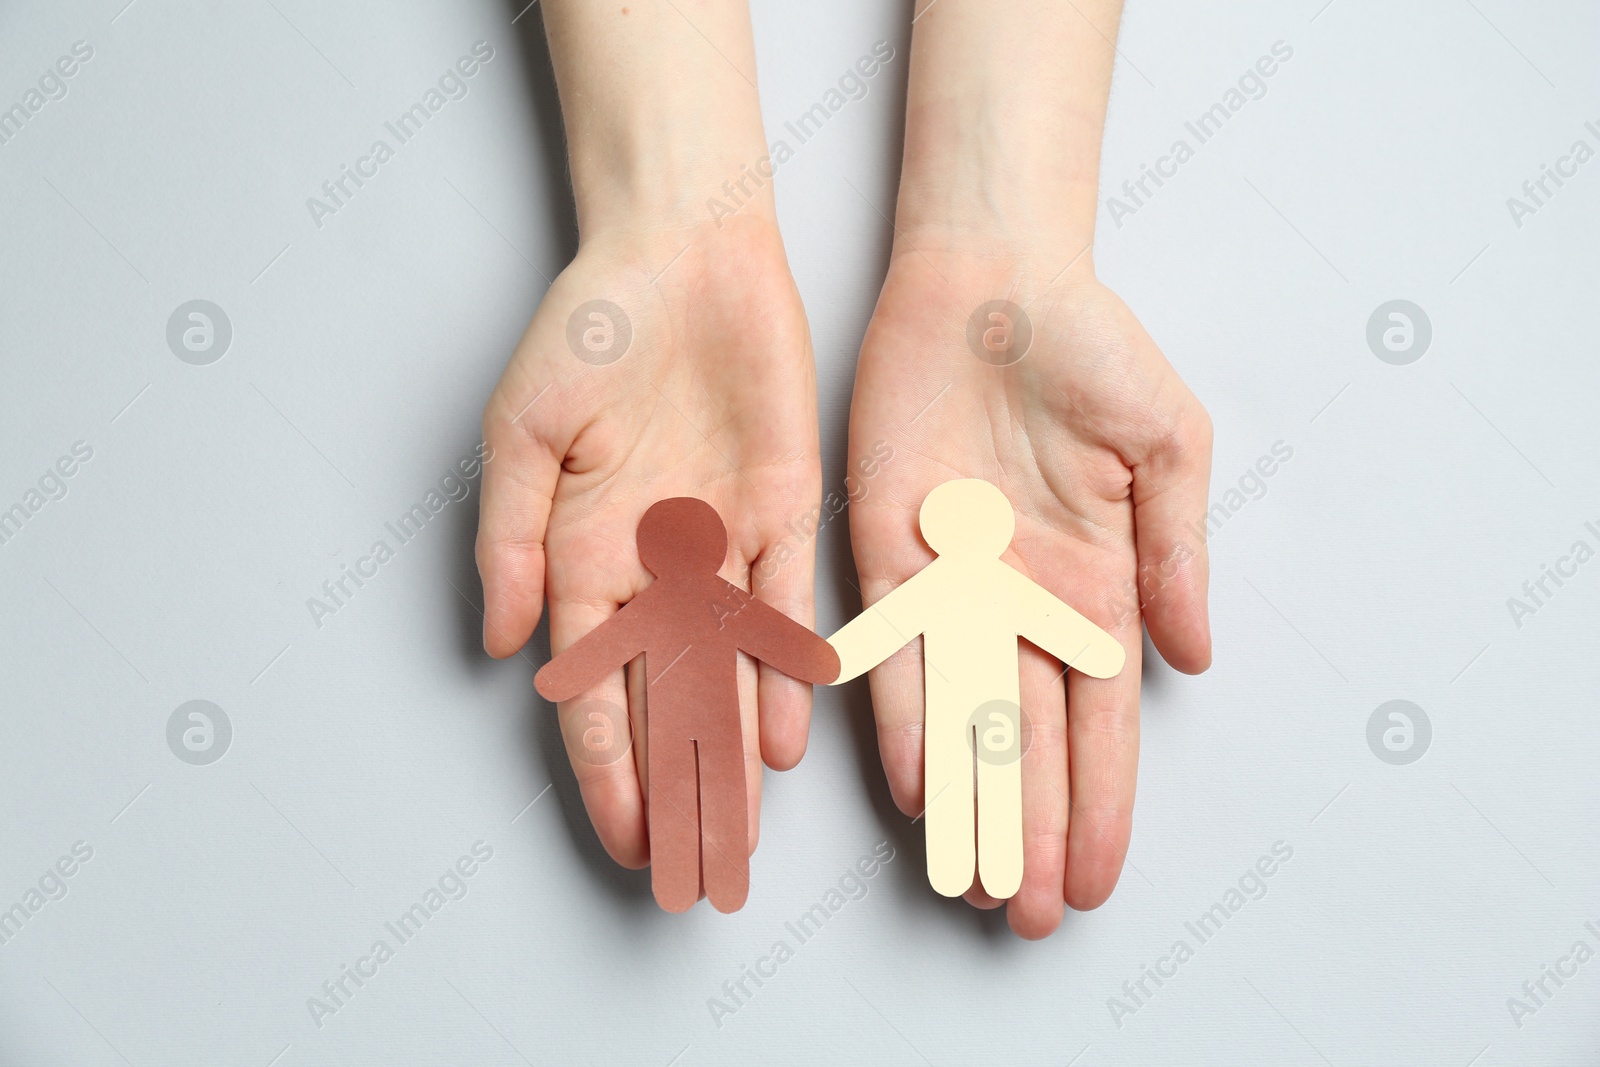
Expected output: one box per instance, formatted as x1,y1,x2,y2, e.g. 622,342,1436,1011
1,0,1595,1064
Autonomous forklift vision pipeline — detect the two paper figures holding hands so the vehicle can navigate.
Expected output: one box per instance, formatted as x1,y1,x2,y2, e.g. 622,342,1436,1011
534,479,1124,912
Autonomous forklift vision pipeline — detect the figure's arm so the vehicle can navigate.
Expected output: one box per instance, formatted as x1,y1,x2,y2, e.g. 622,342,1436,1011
534,606,651,702
1004,566,1126,679
825,570,937,684
730,592,841,685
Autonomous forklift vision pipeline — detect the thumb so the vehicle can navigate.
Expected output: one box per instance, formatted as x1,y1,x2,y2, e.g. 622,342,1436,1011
475,386,561,658
1130,404,1213,674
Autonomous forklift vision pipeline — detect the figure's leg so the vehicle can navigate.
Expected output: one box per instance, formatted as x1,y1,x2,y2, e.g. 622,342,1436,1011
975,698,1024,899
694,723,750,913
923,665,976,897
647,724,701,913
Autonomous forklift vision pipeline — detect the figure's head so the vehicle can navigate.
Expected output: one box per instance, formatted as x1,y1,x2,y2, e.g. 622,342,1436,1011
919,479,1014,557
637,497,727,576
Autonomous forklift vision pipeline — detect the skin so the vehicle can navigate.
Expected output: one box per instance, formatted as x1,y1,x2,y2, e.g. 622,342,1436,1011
845,0,1215,938
477,2,823,881
482,0,1213,936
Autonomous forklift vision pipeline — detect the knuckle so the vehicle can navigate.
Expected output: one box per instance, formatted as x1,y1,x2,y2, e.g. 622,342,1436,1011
886,716,926,746
1022,716,1068,754
1185,405,1215,455
1073,702,1137,749
1026,826,1069,866
1150,408,1210,468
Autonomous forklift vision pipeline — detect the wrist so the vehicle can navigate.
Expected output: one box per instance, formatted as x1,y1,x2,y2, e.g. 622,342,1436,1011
890,0,1118,271
893,99,1103,268
542,1,775,239
567,96,775,239
888,182,1101,288
892,170,1100,275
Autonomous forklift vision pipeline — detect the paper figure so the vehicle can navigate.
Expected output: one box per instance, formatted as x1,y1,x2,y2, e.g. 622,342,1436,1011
534,497,840,913
826,479,1125,899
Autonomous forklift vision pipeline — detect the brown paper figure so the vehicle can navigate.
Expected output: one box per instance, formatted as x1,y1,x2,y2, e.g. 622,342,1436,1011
826,478,1125,899
534,497,840,913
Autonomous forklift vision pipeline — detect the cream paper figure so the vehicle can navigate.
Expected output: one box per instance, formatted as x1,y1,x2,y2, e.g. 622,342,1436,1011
827,479,1125,898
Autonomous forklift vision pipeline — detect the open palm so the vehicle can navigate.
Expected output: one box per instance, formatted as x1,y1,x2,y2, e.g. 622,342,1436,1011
846,246,1213,938
477,216,823,882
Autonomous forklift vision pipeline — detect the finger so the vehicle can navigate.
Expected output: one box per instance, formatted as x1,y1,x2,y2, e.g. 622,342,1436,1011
852,525,931,817
963,884,1004,910
864,636,927,817
1006,642,1070,939
736,633,763,857
1063,620,1143,911
477,392,562,659
547,594,648,868
750,534,818,772
1131,403,1213,674
626,650,649,833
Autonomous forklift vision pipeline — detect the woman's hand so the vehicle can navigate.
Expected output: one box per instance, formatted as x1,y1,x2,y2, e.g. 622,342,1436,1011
479,215,822,871
841,0,1212,939
847,241,1212,938
477,2,822,884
